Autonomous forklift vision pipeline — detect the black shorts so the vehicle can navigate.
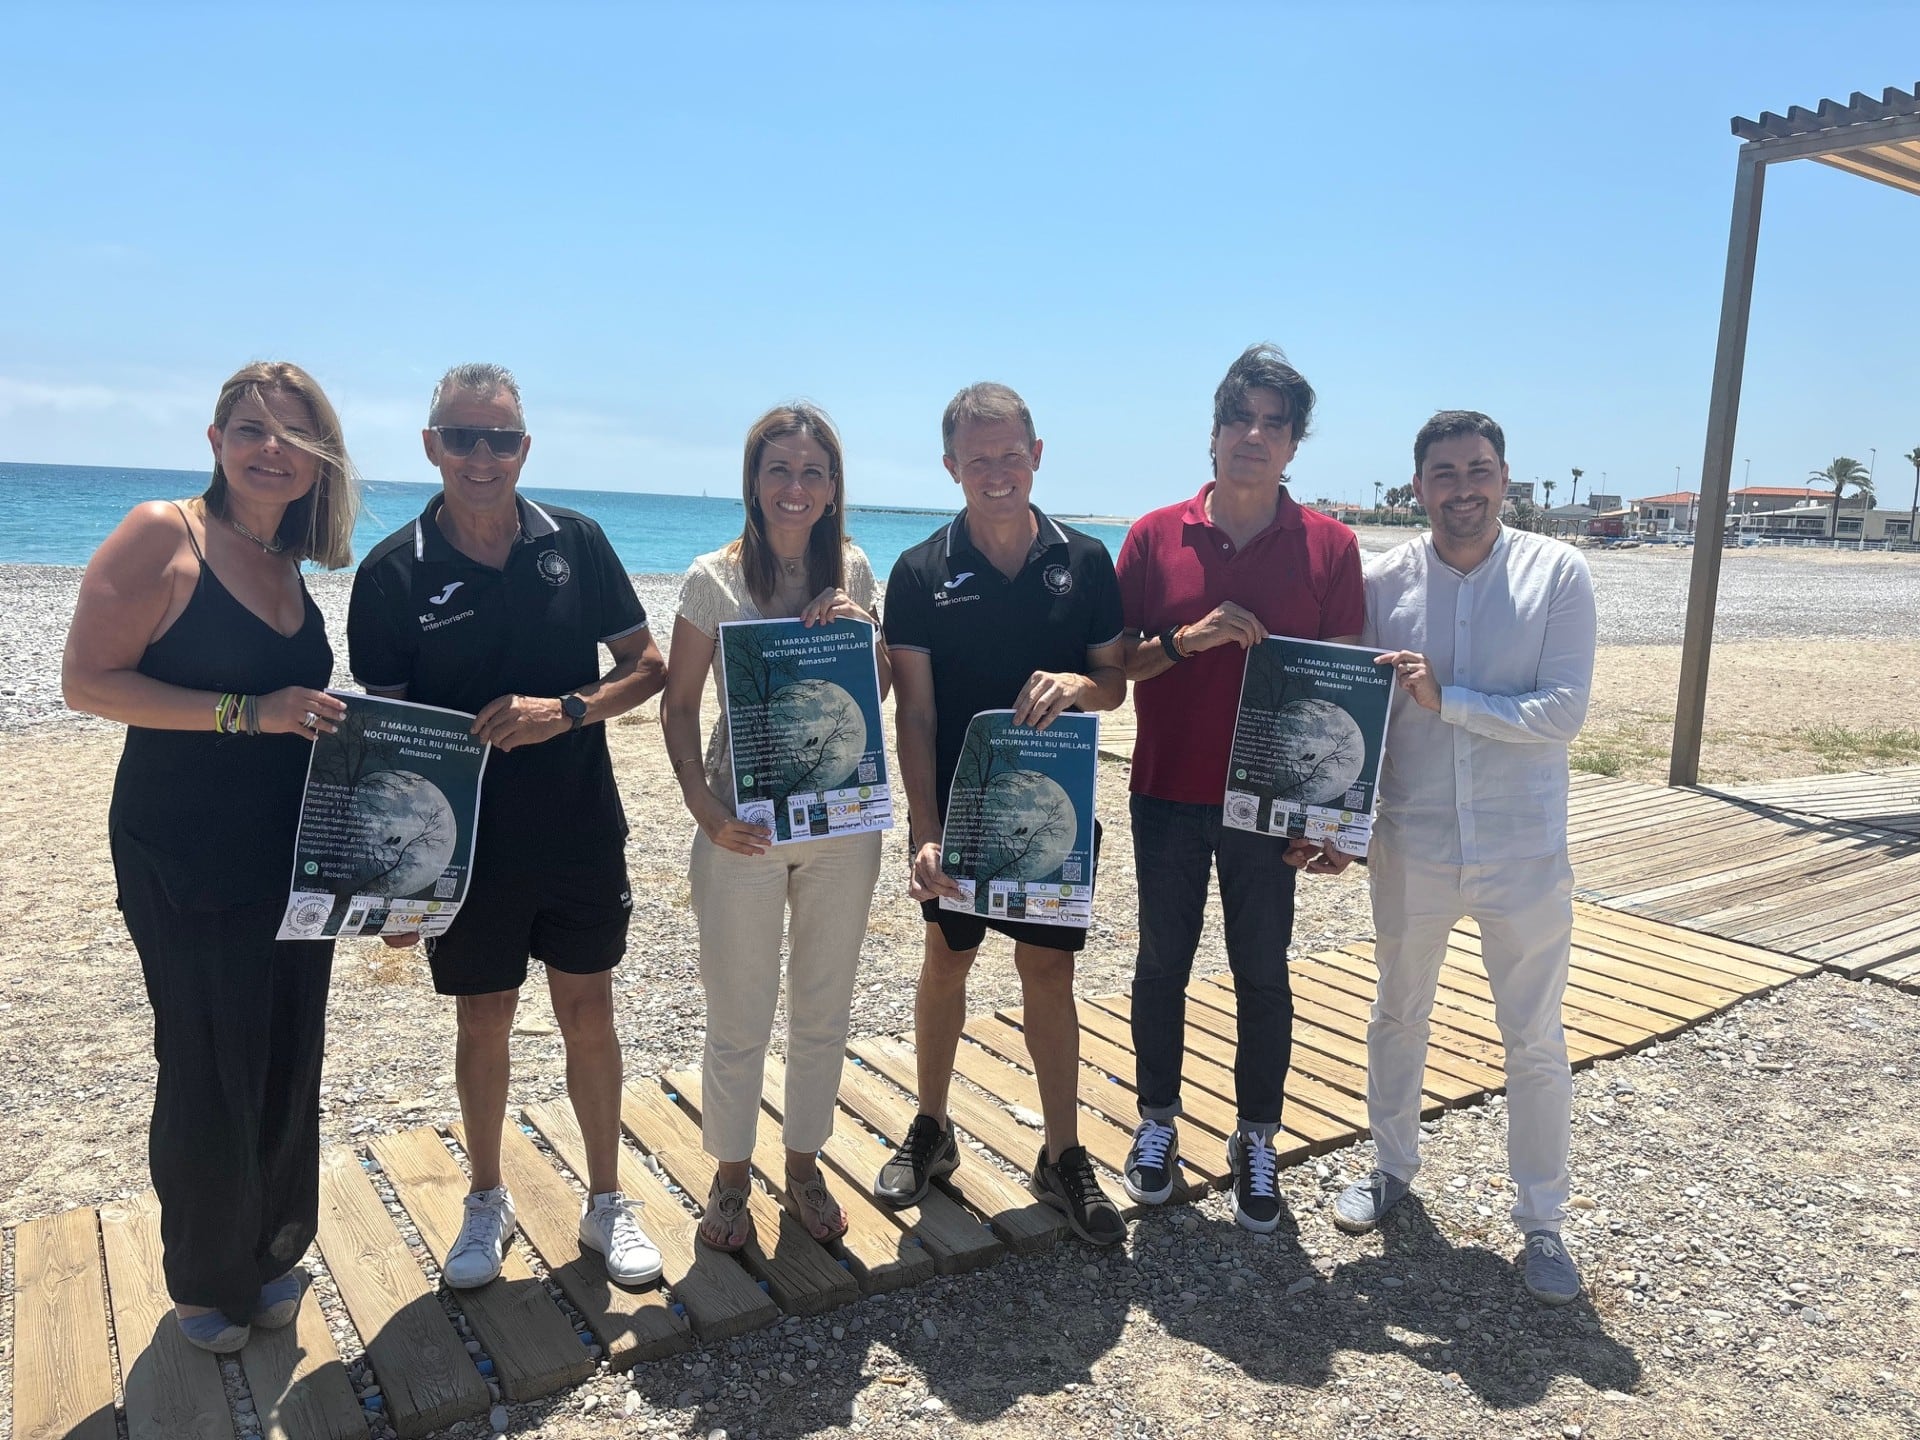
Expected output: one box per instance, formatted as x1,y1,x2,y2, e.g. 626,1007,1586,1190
920,820,1102,956
424,857,632,996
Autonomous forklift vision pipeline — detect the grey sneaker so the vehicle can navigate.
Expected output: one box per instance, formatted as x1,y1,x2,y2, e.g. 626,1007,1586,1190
1330,1169,1410,1233
1522,1229,1582,1305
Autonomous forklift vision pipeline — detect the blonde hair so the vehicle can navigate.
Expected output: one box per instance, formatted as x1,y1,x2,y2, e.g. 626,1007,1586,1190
202,361,361,569
732,403,848,609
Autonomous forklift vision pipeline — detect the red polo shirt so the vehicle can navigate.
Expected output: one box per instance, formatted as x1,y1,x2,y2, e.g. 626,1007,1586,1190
1116,483,1364,804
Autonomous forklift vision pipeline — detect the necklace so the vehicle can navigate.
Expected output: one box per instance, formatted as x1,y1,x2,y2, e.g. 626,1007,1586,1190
776,553,806,577
226,513,286,554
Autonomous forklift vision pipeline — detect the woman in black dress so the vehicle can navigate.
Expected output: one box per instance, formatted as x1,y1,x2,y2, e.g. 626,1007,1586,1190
62,361,361,1352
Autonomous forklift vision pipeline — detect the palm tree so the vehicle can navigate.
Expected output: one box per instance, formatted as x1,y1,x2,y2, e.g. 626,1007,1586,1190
1811,457,1873,538
1570,467,1584,507
1543,478,1557,509
1906,447,1920,546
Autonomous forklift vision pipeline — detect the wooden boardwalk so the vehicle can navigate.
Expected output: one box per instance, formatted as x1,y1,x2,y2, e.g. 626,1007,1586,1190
8,904,1817,1440
1567,768,1920,992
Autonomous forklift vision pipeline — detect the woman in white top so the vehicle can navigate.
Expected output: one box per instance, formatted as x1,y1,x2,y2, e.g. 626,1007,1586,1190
661,404,890,1250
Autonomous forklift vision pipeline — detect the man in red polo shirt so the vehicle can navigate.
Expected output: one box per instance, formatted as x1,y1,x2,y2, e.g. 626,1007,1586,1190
1115,344,1363,1232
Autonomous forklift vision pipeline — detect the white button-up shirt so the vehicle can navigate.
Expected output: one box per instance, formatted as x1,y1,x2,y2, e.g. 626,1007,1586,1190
1363,527,1596,864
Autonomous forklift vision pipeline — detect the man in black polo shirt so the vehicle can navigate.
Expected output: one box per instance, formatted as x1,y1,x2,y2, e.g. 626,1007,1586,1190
348,363,666,1290
873,381,1129,1245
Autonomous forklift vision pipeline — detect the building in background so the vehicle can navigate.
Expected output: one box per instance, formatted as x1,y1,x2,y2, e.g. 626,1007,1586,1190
1631,491,1700,536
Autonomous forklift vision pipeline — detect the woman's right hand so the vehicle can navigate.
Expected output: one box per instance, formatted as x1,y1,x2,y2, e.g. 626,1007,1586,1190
694,792,772,856
257,686,348,738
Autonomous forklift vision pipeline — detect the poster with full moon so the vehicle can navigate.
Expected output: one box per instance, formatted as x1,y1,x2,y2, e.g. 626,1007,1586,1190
938,710,1098,928
719,616,892,844
277,694,490,940
1224,637,1393,856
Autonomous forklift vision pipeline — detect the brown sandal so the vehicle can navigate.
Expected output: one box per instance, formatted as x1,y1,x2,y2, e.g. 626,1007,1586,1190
698,1176,753,1252
784,1168,849,1241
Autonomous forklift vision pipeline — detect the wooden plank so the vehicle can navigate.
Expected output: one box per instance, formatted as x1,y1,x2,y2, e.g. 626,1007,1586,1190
759,1055,1004,1274
13,1208,118,1440
849,1037,1060,1186
661,1069,937,1295
464,1121,690,1369
312,1148,489,1439
368,1130,591,1400
1570,907,1820,985
1189,973,1502,1098
1450,926,1743,1015
1059,1002,1292,1147
96,1198,238,1440
98,1194,231,1440
620,1081,858,1316
1280,961,1517,1071
942,1029,1195,1186
1178,984,1375,1096
1082,993,1376,1134
243,1283,368,1440
523,1102,777,1344
993,1005,1244,1144
1571,906,1814,978
829,1055,1066,1252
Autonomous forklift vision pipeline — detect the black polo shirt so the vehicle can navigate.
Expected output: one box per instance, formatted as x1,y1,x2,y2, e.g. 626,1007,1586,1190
884,505,1123,813
347,493,647,867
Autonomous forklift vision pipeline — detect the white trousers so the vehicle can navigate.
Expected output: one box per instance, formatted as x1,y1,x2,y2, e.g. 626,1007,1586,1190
689,827,882,1163
1366,842,1574,1233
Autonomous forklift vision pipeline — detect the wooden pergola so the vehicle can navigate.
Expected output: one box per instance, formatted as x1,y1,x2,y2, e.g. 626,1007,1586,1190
1670,83,1920,786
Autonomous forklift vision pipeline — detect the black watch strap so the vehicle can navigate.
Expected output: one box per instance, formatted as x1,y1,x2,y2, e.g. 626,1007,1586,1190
561,693,588,730
1159,627,1186,663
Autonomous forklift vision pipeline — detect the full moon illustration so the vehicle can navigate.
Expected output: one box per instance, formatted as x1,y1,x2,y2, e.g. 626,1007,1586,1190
767,679,867,791
978,770,1077,880
351,770,458,895
1271,698,1367,805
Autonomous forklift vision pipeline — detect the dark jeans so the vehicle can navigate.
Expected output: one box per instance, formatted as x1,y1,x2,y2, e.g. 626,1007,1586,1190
114,834,334,1321
1129,793,1297,1129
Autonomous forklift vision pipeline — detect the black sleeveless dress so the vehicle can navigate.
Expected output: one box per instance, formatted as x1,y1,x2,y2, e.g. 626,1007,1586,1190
108,512,333,910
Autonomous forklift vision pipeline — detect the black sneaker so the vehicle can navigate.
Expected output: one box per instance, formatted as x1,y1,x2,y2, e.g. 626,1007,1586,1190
1123,1119,1180,1205
872,1114,958,1208
1228,1129,1283,1234
1032,1145,1126,1246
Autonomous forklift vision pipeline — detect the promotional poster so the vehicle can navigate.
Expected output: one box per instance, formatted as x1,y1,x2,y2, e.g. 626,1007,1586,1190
938,710,1098,928
277,693,489,940
1223,636,1393,857
719,616,892,844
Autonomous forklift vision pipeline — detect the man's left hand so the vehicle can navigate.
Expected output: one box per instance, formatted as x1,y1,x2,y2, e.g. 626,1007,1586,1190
1375,650,1441,713
473,693,571,750
1013,670,1086,731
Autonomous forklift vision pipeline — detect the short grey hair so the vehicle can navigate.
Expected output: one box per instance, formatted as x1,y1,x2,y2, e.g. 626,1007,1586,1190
429,362,524,425
941,382,1035,459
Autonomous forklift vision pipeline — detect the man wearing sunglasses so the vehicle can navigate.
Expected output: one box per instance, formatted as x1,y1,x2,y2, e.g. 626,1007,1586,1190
347,362,667,1291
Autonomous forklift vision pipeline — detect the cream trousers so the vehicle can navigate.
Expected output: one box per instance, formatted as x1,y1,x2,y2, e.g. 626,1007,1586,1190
1366,842,1575,1233
689,827,882,1163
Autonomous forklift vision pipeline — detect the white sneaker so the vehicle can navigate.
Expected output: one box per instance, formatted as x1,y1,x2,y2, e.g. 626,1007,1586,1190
443,1186,516,1289
580,1190,664,1287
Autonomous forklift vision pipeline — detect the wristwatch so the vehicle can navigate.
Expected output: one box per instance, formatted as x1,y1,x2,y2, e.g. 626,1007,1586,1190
560,693,588,731
1158,627,1189,663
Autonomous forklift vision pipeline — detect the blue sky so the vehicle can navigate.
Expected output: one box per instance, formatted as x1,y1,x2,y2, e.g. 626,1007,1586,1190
3,2,1917,516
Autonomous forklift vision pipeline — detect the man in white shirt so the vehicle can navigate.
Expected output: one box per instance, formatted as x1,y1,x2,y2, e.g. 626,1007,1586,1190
1332,410,1596,1306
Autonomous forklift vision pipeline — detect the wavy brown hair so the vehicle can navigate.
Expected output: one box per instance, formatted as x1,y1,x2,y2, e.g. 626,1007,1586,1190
733,403,848,608
201,361,360,569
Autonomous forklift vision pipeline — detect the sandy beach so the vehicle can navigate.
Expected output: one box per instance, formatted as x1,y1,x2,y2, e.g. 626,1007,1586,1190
3,538,1917,1439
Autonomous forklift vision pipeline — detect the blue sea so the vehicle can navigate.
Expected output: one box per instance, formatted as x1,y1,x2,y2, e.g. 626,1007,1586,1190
0,462,1132,578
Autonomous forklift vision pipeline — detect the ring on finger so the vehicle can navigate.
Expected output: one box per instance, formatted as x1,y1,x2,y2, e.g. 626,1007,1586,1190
301,710,319,730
